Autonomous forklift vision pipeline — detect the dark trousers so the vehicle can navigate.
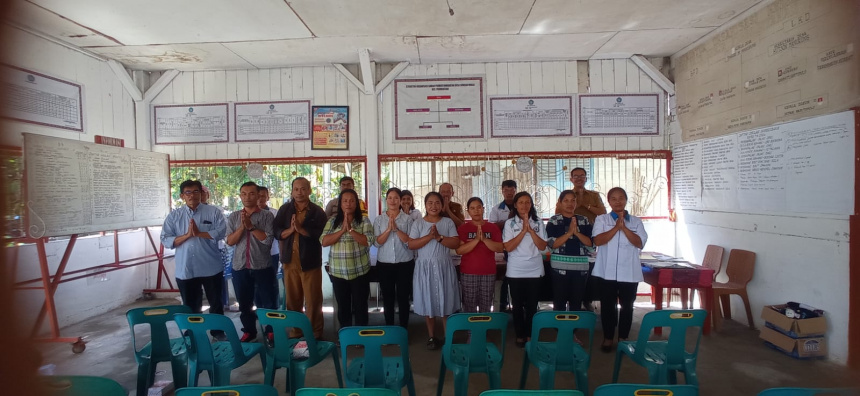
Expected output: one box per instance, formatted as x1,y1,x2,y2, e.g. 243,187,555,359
376,260,415,327
259,254,281,309
177,272,225,315
550,268,589,311
598,278,639,340
232,266,278,336
331,272,370,328
509,277,542,339
499,277,511,310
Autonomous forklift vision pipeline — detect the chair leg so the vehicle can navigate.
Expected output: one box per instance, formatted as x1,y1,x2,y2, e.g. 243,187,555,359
263,355,276,386
187,362,199,387
406,374,417,396
574,369,589,396
684,362,699,386
331,352,344,388
136,362,152,396
290,367,308,395
712,294,723,331
453,370,470,396
519,354,529,389
680,288,689,309
611,350,624,383
436,358,446,396
740,291,755,329
488,370,502,390
170,357,189,389
537,366,556,390
719,294,732,319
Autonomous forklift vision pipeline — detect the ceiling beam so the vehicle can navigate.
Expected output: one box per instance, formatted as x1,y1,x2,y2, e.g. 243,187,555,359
142,69,180,103
107,60,143,101
375,61,409,94
630,55,675,96
358,48,375,95
332,64,365,92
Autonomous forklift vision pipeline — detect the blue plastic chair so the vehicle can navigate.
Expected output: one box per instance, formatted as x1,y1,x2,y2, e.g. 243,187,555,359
437,312,509,396
174,313,266,386
612,309,707,385
758,389,859,396
176,384,279,396
39,375,126,396
338,326,416,396
256,309,343,394
520,311,596,395
296,388,399,396
127,305,191,395
594,384,700,396
480,390,583,396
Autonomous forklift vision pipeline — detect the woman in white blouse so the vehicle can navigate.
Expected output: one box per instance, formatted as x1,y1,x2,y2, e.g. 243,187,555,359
591,187,648,352
503,191,548,348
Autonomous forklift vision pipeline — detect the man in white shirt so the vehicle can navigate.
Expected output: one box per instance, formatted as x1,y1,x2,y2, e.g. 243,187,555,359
488,180,517,312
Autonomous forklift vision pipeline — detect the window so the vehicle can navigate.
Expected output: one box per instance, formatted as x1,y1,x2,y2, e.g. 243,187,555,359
2,147,24,240
380,152,669,219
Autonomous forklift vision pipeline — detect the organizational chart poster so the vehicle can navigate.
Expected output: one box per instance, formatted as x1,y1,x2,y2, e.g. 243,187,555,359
394,77,484,140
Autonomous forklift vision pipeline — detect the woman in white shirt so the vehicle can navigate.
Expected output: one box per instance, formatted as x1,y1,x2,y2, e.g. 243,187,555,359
373,188,414,328
503,191,548,348
591,187,648,352
400,190,423,221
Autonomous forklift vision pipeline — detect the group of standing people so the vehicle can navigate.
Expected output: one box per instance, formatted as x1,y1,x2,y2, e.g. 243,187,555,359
161,168,648,354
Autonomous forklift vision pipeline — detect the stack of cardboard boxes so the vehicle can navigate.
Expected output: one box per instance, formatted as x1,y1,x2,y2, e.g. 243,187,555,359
760,303,828,359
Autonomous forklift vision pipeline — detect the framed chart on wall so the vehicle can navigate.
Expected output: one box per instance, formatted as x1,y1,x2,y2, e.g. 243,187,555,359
579,93,660,136
234,100,311,142
0,64,84,132
394,77,484,140
311,106,349,150
489,95,574,138
153,103,229,144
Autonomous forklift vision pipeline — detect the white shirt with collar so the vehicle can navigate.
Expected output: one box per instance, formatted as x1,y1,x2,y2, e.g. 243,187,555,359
591,213,648,282
488,201,512,224
503,216,548,278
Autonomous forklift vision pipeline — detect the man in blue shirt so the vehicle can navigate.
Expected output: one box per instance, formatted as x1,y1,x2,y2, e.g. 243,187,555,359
161,180,228,335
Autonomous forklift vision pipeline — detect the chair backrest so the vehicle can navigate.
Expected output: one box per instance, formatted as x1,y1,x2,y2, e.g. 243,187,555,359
175,384,280,396
257,308,322,362
701,245,724,280
529,311,596,367
480,390,584,395
594,384,699,396
127,305,192,360
40,375,126,396
338,326,411,388
296,388,399,396
174,313,243,367
443,312,509,369
725,249,756,285
632,309,707,366
758,388,859,396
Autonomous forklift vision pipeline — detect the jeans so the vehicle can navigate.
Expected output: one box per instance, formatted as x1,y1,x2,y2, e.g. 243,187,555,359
232,266,278,336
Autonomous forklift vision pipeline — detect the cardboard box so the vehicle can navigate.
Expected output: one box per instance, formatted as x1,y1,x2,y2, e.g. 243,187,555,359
760,326,828,359
760,304,827,338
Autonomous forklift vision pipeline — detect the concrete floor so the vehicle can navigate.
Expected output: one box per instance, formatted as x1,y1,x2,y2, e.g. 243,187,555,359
35,296,856,396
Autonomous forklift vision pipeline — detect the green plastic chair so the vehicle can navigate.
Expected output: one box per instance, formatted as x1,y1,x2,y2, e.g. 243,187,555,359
39,375,126,396
174,313,266,386
520,311,596,395
127,305,192,396
612,309,707,386
480,390,583,395
594,383,699,396
175,384,279,396
296,388,399,396
256,309,343,394
437,312,509,396
338,326,416,396
758,389,859,396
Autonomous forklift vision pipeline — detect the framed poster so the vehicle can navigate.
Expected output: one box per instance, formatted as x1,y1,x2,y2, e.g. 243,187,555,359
0,64,84,132
311,106,349,150
153,103,229,144
234,100,311,142
578,93,660,136
394,77,484,140
489,95,573,137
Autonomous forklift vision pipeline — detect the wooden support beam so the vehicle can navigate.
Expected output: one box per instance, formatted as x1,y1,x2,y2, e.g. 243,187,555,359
375,61,409,94
630,55,675,95
107,60,143,101
142,69,179,103
333,63,365,92
358,48,375,95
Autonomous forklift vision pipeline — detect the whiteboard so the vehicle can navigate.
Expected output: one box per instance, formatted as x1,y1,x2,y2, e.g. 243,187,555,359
234,100,311,142
579,94,660,136
0,64,84,132
489,95,573,138
672,110,856,215
153,103,229,144
394,77,484,140
24,133,171,237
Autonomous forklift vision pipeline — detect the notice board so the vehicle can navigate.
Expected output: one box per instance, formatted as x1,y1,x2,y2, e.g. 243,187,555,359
672,110,856,215
24,133,171,237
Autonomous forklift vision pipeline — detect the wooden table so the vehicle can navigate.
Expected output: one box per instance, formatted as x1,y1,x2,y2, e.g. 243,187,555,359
641,259,715,335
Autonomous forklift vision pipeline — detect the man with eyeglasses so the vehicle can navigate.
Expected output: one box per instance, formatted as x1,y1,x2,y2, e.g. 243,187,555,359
161,180,228,338
570,168,606,223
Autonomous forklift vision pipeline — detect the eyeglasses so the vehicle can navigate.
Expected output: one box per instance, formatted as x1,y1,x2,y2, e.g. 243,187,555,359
182,190,201,196
571,175,587,179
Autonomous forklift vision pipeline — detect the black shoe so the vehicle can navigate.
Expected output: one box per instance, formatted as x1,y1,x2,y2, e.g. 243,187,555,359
600,341,613,353
515,338,526,348
426,337,440,350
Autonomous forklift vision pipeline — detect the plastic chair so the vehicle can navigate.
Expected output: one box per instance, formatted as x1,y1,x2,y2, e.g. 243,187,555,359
338,326,416,396
612,309,707,385
296,388,399,396
176,384,279,396
126,305,192,396
174,313,266,386
678,245,724,308
437,312,509,396
480,390,583,396
256,309,343,394
39,375,126,396
712,249,756,330
758,389,859,396
594,384,700,396
520,311,596,395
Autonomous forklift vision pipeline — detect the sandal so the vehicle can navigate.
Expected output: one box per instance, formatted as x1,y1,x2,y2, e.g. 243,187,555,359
427,337,439,350
600,339,613,353
515,338,526,348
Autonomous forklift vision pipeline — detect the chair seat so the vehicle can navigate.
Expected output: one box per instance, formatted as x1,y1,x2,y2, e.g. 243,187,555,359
211,341,264,367
528,343,589,371
447,344,503,372
137,338,188,361
269,340,336,367
712,281,746,290
346,357,410,388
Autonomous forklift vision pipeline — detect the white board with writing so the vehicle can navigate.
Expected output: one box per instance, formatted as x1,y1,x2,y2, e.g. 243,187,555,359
672,110,855,215
24,133,171,237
